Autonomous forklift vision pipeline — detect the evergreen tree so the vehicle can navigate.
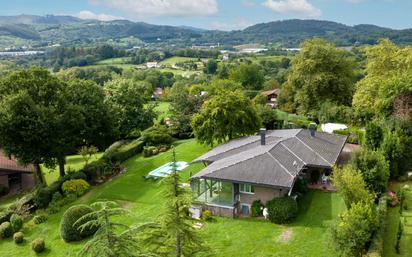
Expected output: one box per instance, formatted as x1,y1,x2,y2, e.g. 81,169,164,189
76,201,156,257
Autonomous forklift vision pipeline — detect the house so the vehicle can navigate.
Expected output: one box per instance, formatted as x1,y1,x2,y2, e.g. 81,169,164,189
189,128,347,217
0,150,36,194
151,87,163,99
262,89,280,108
146,62,161,68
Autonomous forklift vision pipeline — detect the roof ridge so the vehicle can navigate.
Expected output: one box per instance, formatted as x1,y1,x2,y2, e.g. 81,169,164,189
266,152,294,178
295,135,332,166
279,141,307,166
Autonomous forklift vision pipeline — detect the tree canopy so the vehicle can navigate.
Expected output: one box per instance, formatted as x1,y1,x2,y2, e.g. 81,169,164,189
191,90,261,146
279,38,356,115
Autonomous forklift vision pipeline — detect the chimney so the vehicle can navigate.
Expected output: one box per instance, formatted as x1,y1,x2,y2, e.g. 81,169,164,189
309,123,317,137
260,128,266,145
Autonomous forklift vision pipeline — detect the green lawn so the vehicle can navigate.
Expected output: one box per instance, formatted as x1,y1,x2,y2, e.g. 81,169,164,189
153,101,171,122
42,153,102,185
0,139,344,257
383,181,412,257
160,56,205,66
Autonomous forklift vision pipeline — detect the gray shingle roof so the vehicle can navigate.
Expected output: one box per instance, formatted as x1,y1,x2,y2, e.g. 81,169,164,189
190,129,347,189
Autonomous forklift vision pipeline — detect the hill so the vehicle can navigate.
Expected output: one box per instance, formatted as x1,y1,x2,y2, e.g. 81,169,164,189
2,15,412,48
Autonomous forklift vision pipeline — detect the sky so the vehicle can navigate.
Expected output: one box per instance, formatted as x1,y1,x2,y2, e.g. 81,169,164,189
1,0,412,30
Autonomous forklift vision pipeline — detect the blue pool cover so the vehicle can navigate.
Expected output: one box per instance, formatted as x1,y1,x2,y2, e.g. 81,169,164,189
148,161,188,177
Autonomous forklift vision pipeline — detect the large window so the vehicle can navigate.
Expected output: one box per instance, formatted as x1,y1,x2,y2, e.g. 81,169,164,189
193,179,234,206
240,183,254,194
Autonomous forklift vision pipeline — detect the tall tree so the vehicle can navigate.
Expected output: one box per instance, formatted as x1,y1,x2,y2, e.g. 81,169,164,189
191,90,261,146
169,82,204,138
229,63,264,90
0,67,67,184
150,149,205,257
279,38,356,115
104,78,155,139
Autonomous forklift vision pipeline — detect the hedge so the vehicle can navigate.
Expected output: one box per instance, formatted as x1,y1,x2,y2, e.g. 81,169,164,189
61,179,90,197
103,139,145,163
266,197,298,224
366,196,387,256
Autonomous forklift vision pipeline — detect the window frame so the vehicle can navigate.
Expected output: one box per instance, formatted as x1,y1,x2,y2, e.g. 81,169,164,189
239,183,255,194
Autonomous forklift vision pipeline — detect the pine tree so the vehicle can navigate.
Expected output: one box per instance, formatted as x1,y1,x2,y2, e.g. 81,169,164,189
148,148,207,256
76,201,156,257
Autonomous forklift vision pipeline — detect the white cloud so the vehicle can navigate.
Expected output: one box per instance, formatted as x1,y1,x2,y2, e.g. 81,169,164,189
209,18,253,31
262,0,321,17
75,10,124,21
89,0,218,17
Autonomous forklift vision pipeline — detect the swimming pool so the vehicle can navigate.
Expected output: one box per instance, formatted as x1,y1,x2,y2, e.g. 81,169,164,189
148,161,188,177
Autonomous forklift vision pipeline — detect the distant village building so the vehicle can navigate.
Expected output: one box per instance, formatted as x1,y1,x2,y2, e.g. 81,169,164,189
222,53,230,61
0,150,35,195
240,48,268,54
146,62,161,68
261,89,280,108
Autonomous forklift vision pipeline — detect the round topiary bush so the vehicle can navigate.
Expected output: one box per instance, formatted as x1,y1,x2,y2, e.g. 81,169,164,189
31,238,45,253
33,214,47,225
10,213,23,232
60,204,98,242
61,179,90,197
0,221,13,238
13,231,24,244
266,197,298,224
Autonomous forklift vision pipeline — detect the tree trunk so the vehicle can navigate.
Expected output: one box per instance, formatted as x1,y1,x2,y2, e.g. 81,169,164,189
34,163,45,185
58,157,66,177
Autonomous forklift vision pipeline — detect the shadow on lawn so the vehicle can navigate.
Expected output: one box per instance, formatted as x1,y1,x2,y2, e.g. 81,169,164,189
292,190,333,228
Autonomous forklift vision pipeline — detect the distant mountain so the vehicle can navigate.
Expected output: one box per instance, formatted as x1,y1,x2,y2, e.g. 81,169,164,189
0,14,81,25
1,15,412,48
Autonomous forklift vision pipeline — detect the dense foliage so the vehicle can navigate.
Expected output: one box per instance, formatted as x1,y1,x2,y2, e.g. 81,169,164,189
266,197,298,224
192,90,261,146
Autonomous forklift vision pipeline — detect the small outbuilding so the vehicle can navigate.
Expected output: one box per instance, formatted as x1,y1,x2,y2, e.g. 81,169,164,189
0,150,36,195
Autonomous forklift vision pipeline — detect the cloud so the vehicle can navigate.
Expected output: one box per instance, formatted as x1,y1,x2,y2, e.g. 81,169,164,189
209,18,253,31
89,0,218,17
75,10,124,21
262,0,321,17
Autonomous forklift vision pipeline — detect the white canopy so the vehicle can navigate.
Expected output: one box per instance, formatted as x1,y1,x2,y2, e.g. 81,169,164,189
321,123,348,134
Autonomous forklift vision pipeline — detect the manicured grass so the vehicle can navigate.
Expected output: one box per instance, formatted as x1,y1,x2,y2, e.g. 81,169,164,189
42,153,102,185
0,139,209,257
0,139,344,257
153,101,171,122
200,190,345,257
383,181,412,257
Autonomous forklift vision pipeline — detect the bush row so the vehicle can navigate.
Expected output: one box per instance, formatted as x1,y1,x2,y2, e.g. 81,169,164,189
366,196,387,256
334,129,365,145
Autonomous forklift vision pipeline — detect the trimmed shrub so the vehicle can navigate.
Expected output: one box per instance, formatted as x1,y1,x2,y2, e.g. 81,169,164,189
60,204,98,242
10,213,23,232
366,196,387,256
82,159,114,181
103,139,145,163
201,210,212,222
251,200,264,217
33,214,47,225
13,231,24,244
141,125,174,146
0,221,13,238
0,209,13,223
143,146,159,157
61,179,90,197
58,171,87,185
31,238,45,253
0,184,9,196
266,197,298,224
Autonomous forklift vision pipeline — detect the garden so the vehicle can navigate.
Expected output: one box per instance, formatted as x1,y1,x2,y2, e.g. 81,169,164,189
0,139,345,257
